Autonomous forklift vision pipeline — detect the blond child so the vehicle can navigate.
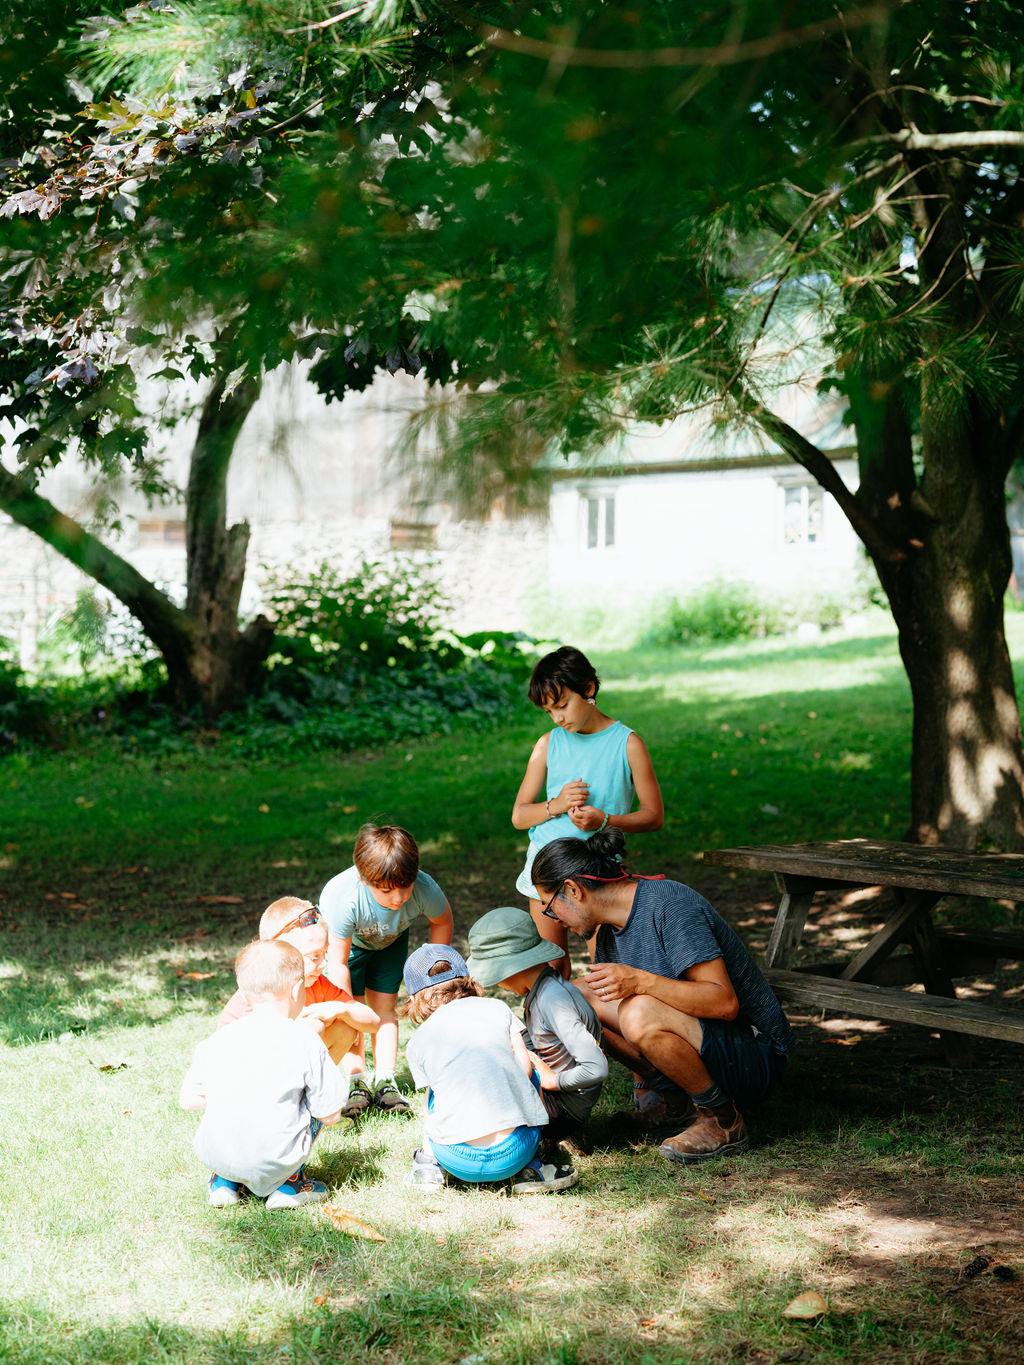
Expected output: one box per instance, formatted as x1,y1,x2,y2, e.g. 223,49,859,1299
467,906,607,1153
321,825,454,1115
400,944,577,1193
181,939,348,1208
218,897,380,1116
511,646,664,977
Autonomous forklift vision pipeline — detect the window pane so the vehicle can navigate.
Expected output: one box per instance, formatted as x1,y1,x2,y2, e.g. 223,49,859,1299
782,486,803,545
806,486,824,543
604,496,615,547
586,497,599,549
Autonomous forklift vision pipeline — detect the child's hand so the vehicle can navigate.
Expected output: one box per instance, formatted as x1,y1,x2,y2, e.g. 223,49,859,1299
528,1050,560,1090
556,778,589,813
567,804,606,832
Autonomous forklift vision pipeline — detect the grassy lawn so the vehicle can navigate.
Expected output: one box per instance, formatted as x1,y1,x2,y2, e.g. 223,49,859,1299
2,615,1023,1365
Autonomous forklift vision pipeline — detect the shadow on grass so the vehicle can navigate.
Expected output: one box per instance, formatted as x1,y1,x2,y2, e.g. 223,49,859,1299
4,1123,1024,1365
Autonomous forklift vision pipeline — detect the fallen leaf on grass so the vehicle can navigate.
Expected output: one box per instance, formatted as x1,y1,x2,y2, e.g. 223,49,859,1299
322,1206,386,1241
176,971,216,980
94,1060,129,1073
313,1294,326,1306
782,1291,827,1319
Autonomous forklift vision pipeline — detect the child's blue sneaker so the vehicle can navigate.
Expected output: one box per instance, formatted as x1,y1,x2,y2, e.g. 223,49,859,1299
208,1175,242,1207
265,1173,329,1210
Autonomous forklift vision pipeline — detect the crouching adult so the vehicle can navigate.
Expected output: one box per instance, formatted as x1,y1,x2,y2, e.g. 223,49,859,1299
531,830,796,1163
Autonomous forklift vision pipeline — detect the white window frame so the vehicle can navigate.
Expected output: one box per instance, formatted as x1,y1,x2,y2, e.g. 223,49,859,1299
579,487,616,551
779,480,825,548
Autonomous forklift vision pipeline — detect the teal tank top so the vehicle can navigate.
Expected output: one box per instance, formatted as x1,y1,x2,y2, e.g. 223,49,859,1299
528,721,634,852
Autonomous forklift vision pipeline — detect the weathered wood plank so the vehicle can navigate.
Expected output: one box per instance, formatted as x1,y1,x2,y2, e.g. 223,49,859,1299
938,927,1024,960
839,893,938,981
764,882,814,969
703,840,1024,901
766,969,1024,1043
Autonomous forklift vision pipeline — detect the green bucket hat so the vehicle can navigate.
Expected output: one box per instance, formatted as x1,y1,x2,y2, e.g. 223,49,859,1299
466,906,558,988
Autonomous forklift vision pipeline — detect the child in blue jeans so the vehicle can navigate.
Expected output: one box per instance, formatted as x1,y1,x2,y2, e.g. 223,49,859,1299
400,944,577,1193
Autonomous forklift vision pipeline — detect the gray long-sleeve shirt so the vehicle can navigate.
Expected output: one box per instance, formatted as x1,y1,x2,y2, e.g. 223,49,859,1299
523,968,608,1124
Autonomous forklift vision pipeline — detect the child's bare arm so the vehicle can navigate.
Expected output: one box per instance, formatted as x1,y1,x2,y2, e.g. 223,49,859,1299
317,1107,343,1127
428,902,454,944
301,1000,379,1031
512,733,589,829
527,1049,561,1090
326,931,354,994
510,1025,535,1078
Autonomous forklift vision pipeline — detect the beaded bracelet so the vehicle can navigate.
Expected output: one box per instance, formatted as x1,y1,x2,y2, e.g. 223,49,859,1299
545,798,553,819
596,812,609,832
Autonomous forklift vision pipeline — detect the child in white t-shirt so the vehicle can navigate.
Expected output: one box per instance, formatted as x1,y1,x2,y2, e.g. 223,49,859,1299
400,944,577,1194
180,939,348,1209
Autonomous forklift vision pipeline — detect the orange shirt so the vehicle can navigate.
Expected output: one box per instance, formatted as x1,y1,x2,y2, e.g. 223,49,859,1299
217,973,354,1029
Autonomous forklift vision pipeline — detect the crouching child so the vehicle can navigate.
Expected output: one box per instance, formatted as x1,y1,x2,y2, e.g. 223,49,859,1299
467,906,607,1157
400,943,578,1194
180,939,348,1208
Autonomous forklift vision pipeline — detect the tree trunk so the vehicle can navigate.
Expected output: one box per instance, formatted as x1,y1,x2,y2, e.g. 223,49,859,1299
870,403,1024,849
753,395,1024,851
179,368,274,716
0,365,275,719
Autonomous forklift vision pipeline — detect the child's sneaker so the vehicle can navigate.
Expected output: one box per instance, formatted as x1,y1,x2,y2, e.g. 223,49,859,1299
372,1080,411,1114
406,1147,446,1190
341,1078,375,1119
208,1175,242,1206
509,1158,578,1194
265,1174,329,1210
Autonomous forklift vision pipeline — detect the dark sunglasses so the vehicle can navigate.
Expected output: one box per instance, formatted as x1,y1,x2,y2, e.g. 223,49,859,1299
271,905,320,938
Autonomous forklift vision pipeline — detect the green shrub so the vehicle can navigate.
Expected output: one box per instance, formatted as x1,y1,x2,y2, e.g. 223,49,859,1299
644,580,777,645
265,556,460,680
0,560,534,760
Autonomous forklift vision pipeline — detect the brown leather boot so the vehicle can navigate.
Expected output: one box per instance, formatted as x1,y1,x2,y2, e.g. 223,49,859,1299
658,1102,749,1163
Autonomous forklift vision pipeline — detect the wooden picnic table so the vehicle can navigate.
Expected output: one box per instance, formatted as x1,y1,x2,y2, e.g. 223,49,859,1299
701,839,1024,1059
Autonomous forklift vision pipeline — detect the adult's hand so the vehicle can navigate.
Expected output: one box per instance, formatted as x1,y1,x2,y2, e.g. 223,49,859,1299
584,961,644,1002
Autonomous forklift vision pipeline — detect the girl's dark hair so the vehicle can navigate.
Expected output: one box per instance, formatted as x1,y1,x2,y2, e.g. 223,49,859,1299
532,829,628,893
528,646,600,708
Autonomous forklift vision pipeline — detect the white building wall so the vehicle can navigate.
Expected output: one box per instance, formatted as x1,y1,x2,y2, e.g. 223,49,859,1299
547,460,862,596
0,366,547,665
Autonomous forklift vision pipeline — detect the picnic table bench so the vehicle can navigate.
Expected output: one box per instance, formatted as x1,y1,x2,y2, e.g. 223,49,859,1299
701,839,1024,1060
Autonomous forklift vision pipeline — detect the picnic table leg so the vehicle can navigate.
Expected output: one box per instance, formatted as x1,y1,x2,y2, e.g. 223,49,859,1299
905,899,975,1067
839,890,942,982
764,874,818,969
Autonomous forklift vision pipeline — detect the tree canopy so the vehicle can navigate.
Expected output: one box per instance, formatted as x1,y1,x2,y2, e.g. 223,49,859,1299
5,1,1024,843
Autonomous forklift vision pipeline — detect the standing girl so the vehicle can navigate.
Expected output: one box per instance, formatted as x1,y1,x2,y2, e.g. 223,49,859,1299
511,645,664,974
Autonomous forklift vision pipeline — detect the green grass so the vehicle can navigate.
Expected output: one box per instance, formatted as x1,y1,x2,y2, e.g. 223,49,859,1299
3,621,1024,1365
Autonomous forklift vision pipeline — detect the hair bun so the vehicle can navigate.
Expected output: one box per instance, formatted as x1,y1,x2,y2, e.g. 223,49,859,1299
588,826,626,866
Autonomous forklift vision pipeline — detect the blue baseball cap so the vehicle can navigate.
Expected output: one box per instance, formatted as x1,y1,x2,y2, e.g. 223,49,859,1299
403,943,470,996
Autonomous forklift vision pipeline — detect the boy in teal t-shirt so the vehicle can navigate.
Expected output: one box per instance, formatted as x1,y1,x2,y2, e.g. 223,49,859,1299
321,824,453,1115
